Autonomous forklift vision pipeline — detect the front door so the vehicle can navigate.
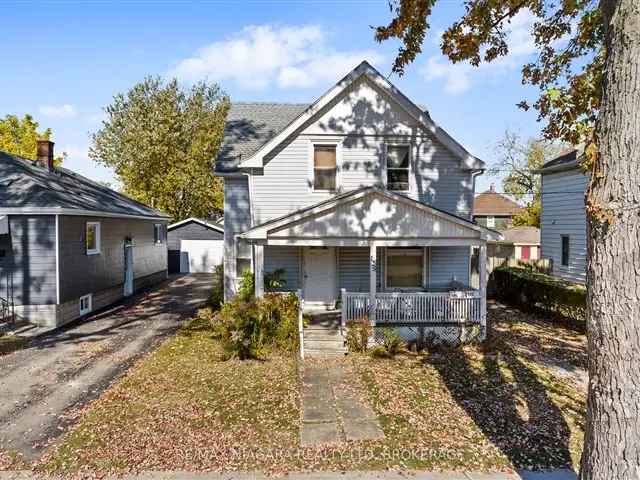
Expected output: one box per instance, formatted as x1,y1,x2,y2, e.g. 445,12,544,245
303,247,336,307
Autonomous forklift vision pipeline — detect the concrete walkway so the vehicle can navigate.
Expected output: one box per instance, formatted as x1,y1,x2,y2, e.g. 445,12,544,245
0,469,578,479
0,274,213,460
300,360,384,446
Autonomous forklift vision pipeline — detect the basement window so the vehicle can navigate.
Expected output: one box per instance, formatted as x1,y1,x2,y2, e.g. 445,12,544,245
79,294,92,316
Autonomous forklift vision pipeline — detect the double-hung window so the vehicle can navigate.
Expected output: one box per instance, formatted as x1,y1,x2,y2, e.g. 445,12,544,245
86,222,101,255
313,144,337,191
386,248,424,289
386,145,410,191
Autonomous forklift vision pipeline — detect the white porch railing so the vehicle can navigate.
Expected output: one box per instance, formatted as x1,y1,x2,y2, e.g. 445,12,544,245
341,290,482,325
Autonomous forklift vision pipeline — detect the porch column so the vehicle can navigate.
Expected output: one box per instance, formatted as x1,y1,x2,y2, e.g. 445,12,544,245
369,242,377,326
254,244,264,298
479,242,487,338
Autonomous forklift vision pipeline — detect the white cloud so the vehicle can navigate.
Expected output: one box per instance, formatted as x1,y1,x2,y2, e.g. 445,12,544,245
169,24,384,90
421,9,537,95
38,104,77,119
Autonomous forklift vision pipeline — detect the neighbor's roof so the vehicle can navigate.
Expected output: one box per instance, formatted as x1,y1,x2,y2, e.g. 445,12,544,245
215,102,308,173
0,151,169,219
473,188,522,216
538,145,584,173
168,217,223,232
500,226,540,245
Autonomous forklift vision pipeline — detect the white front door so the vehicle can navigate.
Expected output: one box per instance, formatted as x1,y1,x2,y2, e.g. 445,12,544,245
303,247,336,307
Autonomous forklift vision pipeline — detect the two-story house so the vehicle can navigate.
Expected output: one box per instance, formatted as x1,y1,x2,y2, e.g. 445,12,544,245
216,62,501,349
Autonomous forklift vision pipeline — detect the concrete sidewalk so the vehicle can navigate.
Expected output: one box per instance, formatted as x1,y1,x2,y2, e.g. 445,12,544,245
0,469,578,480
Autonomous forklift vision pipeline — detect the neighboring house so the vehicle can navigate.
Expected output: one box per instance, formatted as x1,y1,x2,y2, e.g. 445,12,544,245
538,147,588,284
216,61,501,347
499,226,540,260
473,184,522,230
167,217,224,274
0,141,169,328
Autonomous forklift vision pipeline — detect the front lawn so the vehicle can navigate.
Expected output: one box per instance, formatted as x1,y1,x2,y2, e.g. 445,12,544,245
37,305,586,475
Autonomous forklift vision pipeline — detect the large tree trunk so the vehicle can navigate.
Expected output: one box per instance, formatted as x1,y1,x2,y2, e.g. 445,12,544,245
580,0,640,478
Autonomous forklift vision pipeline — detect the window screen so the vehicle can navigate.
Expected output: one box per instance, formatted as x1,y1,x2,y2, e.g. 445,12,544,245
313,145,337,191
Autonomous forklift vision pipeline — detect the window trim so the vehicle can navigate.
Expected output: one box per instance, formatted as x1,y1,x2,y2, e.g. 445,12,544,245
561,235,570,267
86,222,101,255
384,247,425,290
79,293,92,316
308,140,341,193
384,143,412,192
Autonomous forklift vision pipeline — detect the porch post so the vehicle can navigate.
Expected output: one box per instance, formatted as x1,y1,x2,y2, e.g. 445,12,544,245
254,244,264,298
479,242,487,339
369,242,377,326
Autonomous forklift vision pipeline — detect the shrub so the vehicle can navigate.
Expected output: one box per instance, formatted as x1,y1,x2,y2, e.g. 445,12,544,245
209,264,224,310
237,269,255,302
492,267,586,323
346,317,371,353
370,327,405,358
265,268,287,290
212,292,299,360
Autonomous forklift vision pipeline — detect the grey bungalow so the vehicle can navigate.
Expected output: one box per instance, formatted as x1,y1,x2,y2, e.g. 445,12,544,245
0,142,169,328
217,62,501,345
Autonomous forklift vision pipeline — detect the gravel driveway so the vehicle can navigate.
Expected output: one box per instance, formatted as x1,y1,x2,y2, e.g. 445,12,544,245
0,274,213,460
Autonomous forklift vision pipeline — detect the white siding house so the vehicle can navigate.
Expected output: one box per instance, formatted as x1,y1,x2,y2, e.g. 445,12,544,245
216,61,501,350
539,149,588,284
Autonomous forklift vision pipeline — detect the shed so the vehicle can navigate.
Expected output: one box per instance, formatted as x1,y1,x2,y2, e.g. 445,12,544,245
167,218,224,273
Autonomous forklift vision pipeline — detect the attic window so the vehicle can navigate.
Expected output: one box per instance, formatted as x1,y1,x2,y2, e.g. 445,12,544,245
386,145,410,191
313,145,337,191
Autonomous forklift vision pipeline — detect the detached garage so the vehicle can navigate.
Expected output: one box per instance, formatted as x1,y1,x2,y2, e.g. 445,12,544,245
167,218,224,274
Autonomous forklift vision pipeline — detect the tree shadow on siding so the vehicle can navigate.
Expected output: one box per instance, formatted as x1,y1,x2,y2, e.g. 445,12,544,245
423,342,576,472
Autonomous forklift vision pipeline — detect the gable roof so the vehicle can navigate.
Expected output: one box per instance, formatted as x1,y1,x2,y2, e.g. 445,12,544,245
538,145,584,174
216,102,308,173
218,61,485,174
0,151,169,220
168,217,223,232
500,226,540,245
473,188,522,216
241,186,502,242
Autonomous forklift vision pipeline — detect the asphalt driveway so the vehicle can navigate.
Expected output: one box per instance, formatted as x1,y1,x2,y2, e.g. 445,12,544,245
0,274,213,460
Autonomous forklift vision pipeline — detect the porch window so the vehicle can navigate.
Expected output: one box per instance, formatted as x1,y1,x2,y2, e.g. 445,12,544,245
313,145,337,191
386,145,410,191
386,248,423,289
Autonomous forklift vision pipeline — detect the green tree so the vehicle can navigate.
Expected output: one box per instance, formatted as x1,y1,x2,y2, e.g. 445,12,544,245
490,131,564,227
374,1,640,478
90,77,229,220
0,114,65,166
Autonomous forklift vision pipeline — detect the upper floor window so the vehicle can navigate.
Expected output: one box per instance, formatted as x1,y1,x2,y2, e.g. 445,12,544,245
561,235,570,266
154,224,164,244
386,145,410,191
86,222,101,255
486,216,495,228
313,145,337,191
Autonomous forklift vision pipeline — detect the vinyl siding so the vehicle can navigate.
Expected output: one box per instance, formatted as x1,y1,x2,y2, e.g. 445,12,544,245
223,176,252,299
337,247,370,292
540,168,588,284
58,216,168,303
264,245,300,291
0,215,56,305
430,246,471,288
168,221,223,251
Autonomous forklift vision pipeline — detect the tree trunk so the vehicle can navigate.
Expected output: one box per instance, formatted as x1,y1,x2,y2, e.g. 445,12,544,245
580,0,640,478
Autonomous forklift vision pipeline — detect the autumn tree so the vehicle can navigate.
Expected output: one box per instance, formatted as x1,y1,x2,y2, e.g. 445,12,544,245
0,114,65,166
375,0,639,478
490,131,564,227
90,77,229,221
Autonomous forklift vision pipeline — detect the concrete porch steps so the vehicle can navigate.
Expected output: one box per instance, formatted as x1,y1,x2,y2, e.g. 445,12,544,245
303,311,346,357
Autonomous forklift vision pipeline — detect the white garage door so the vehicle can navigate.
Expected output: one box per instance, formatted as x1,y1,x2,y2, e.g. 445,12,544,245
180,239,224,273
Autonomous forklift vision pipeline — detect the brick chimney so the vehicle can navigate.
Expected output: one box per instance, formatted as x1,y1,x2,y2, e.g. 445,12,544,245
36,139,55,170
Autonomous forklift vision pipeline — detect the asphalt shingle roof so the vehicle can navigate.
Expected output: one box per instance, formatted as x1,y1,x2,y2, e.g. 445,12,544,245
0,151,168,218
216,102,309,173
473,189,522,216
540,145,584,172
500,226,540,245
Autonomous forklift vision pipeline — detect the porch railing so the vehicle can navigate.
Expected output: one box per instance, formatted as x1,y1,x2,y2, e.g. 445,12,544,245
341,290,482,325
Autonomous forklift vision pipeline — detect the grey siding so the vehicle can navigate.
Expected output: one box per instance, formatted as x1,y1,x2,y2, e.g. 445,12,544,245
337,247,369,292
168,221,223,251
264,246,300,291
0,215,56,306
58,216,168,303
430,246,470,288
540,168,588,283
223,176,252,299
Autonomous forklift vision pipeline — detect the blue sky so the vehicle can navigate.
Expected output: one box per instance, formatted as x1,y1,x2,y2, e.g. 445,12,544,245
1,0,544,192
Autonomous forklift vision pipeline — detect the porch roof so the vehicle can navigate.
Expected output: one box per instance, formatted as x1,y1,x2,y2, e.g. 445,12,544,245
240,187,503,246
